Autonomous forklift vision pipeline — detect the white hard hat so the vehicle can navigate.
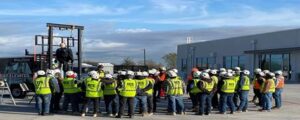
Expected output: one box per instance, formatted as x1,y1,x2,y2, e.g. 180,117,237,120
160,67,166,71
243,70,250,75
225,72,233,78
275,70,283,75
113,74,118,78
172,69,178,73
263,70,270,74
220,68,226,72
142,71,149,77
193,71,201,78
148,69,155,75
151,69,158,73
89,70,98,76
220,71,227,77
53,69,61,74
66,70,75,76
227,69,233,73
120,71,126,75
204,69,211,73
258,71,265,77
154,71,160,76
135,71,143,76
37,70,46,76
105,74,113,79
210,69,218,75
46,69,54,75
127,71,135,76
255,68,262,73
267,72,275,77
201,72,210,79
234,67,241,71
167,70,177,77
91,73,100,79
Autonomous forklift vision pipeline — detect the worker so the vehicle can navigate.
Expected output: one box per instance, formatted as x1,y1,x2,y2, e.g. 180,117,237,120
233,67,241,108
134,71,151,116
152,69,160,112
81,71,103,117
197,72,216,115
165,70,185,116
189,71,201,112
97,64,105,79
144,71,155,116
237,70,250,112
210,69,219,109
157,67,167,99
34,70,56,116
251,68,262,104
260,72,275,112
102,74,119,117
273,70,285,109
116,70,138,118
219,72,236,114
62,70,80,114
186,67,199,111
47,69,62,113
55,42,73,72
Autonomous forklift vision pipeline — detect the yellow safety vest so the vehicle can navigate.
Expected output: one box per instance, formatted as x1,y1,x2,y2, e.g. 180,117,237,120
233,75,240,90
202,80,214,92
145,78,155,95
85,77,103,98
98,71,105,78
62,77,80,94
211,76,218,85
241,76,250,91
119,79,137,97
221,79,236,93
167,78,183,96
190,79,201,94
103,81,117,95
34,77,51,95
136,79,149,89
261,79,275,93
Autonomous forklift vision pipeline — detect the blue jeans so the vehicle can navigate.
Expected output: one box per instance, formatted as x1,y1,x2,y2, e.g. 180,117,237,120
134,96,147,113
273,88,282,108
104,95,119,114
62,93,79,112
262,92,272,110
167,95,184,113
36,94,52,114
219,93,235,113
198,93,212,114
238,91,249,111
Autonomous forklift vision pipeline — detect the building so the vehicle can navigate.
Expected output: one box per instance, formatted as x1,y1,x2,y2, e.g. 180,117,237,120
177,28,300,82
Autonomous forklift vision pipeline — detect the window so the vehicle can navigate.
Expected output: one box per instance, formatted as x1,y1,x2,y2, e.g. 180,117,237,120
271,54,282,71
232,56,239,68
207,57,216,69
238,56,247,69
223,55,248,69
181,58,187,71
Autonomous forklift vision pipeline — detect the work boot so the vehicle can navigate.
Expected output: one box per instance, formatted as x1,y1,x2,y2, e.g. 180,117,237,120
81,113,85,117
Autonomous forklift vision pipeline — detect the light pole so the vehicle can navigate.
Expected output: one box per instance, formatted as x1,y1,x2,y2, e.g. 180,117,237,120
143,48,146,66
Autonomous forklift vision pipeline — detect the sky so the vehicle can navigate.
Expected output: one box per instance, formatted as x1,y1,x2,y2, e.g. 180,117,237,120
0,0,300,64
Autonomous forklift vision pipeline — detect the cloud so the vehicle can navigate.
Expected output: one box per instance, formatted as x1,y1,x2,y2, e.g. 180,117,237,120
0,4,142,16
84,39,127,52
115,28,152,33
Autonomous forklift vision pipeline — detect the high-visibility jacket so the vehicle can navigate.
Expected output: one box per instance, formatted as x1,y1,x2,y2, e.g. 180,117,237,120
211,76,218,85
221,79,236,93
145,78,155,95
276,76,285,89
103,81,117,95
119,79,137,97
85,77,103,98
167,78,183,96
253,79,261,89
201,80,214,92
241,76,250,91
34,77,52,95
190,79,201,94
98,70,105,78
261,79,276,93
62,77,80,94
136,79,149,89
233,75,240,90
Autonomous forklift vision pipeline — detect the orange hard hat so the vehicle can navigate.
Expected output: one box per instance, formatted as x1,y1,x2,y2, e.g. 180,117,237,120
192,67,199,72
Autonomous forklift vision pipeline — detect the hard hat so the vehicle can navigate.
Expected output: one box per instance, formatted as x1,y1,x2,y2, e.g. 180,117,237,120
105,74,113,79
148,69,155,75
275,70,283,75
151,68,158,73
127,71,134,76
201,72,210,79
204,69,211,73
243,70,250,75
172,69,178,73
120,71,126,76
159,67,166,71
220,71,227,77
154,71,160,76
97,63,104,68
167,70,177,77
258,72,265,77
210,69,218,75
263,70,270,74
267,72,275,77
234,67,241,71
255,68,262,73
225,72,233,78
89,70,98,76
37,70,46,76
227,69,233,73
219,68,226,72
46,69,54,75
91,73,100,79
113,74,118,78
53,69,61,74
192,67,199,72
66,70,75,76
193,71,201,78
142,71,149,77
135,71,143,76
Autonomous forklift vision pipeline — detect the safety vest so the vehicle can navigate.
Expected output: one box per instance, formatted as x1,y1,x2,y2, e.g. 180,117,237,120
119,79,137,97
201,80,214,92
233,75,240,90
190,79,201,94
62,77,80,94
253,79,261,89
276,76,285,88
98,71,105,78
167,78,183,96
103,81,117,95
211,76,218,85
221,79,236,93
261,79,276,93
34,77,51,95
85,77,103,98
145,78,155,95
241,76,250,91
136,79,149,89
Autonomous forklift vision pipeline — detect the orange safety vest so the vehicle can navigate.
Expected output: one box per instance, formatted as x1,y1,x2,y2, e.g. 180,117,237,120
253,79,260,89
276,76,285,88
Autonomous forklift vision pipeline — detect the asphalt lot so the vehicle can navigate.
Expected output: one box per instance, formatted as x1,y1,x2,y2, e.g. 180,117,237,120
1,84,300,120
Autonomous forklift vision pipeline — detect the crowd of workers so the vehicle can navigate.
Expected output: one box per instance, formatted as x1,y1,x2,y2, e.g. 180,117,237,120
32,64,285,118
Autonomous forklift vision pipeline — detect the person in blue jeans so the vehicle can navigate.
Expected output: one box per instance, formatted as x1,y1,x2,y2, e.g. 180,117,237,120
273,70,284,109
218,72,236,114
197,72,217,115
103,74,119,117
261,72,276,112
134,71,152,116
237,70,250,112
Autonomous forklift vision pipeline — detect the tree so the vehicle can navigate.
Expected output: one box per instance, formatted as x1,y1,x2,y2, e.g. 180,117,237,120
121,57,136,66
162,52,177,69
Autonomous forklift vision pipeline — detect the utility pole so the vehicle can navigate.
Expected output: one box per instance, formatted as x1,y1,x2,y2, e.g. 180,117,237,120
143,48,146,66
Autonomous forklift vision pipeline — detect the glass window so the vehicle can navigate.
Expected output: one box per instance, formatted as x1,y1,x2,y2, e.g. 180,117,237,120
202,58,208,69
260,54,270,70
232,56,239,68
223,56,231,69
208,57,216,69
238,56,247,69
181,59,187,71
271,54,283,71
